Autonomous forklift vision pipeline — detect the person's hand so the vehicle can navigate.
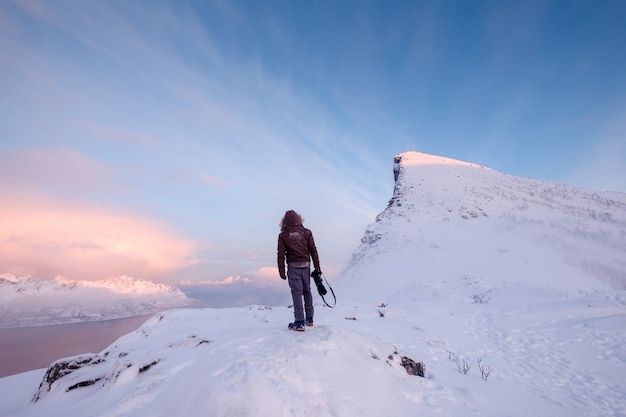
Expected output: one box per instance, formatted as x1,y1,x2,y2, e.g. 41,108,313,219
280,274,287,280
311,269,321,279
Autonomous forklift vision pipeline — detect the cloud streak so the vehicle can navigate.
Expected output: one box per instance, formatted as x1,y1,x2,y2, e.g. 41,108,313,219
0,146,118,193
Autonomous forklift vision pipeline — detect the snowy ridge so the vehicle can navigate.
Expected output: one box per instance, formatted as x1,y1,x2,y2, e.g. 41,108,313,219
1,151,625,417
0,275,190,328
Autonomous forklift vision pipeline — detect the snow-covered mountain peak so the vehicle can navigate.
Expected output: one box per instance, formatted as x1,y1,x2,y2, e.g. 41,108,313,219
343,151,626,302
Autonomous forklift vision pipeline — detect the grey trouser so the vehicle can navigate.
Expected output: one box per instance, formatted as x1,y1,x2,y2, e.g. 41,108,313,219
287,267,313,322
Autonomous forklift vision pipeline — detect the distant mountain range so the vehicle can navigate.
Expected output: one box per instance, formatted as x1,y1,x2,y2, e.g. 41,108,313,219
0,275,190,328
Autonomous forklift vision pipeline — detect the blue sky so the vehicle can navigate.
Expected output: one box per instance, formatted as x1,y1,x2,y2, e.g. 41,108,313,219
1,0,625,287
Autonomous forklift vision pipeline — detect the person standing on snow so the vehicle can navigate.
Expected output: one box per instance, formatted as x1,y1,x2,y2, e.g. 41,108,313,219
277,210,322,331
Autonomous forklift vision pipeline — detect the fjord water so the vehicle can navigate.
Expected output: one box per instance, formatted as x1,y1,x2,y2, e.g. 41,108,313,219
0,315,151,378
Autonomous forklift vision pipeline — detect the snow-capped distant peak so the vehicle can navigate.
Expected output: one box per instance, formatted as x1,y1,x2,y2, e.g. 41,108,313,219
81,275,184,295
0,273,19,284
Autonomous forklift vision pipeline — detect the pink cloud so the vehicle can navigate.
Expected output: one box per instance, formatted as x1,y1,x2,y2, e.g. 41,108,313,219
0,146,203,282
253,266,281,282
0,193,198,281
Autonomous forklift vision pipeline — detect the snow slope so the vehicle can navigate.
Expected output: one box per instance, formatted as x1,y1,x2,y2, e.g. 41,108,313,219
0,275,190,328
1,151,625,417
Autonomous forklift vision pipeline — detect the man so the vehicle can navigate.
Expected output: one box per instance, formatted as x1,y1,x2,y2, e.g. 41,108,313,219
277,210,321,331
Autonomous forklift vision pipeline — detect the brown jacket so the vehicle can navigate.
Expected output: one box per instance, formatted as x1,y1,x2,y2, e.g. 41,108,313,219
277,210,321,277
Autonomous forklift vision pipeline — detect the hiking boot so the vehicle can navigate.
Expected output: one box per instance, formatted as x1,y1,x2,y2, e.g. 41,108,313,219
306,319,314,327
288,321,305,332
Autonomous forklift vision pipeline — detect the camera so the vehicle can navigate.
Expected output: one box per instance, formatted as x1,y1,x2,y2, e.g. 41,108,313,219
311,270,327,295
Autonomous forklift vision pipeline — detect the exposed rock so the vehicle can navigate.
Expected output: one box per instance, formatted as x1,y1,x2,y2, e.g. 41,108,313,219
33,355,104,402
383,352,425,378
138,359,160,373
400,356,425,377
67,378,102,392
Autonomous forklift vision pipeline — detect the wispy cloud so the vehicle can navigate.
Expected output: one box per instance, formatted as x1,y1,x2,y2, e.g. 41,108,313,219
74,120,159,149
0,146,118,193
